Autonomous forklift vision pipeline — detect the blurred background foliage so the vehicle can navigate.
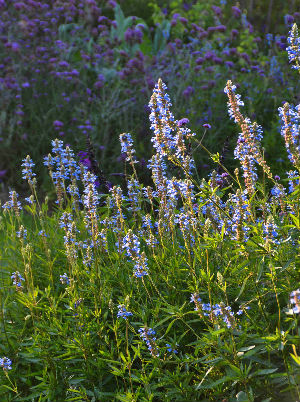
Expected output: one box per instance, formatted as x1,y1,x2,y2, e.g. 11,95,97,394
0,0,300,198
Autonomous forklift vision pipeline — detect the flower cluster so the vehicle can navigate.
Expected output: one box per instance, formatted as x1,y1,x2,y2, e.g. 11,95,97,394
190,294,247,328
278,102,300,168
224,81,272,194
263,216,280,245
287,170,299,193
165,344,178,354
2,191,22,215
60,273,70,286
11,271,25,289
21,155,36,185
290,289,300,314
0,357,12,371
287,23,300,71
44,140,82,205
119,133,136,163
138,327,159,357
122,230,148,277
117,305,133,320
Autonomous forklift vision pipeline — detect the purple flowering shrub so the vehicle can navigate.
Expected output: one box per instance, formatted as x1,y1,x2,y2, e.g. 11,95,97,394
0,0,300,194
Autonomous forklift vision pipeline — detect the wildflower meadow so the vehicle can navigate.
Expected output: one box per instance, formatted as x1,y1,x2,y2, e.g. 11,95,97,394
1,1,300,402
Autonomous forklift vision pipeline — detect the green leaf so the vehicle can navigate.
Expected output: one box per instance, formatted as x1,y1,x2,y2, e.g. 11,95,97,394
253,368,278,376
236,391,249,402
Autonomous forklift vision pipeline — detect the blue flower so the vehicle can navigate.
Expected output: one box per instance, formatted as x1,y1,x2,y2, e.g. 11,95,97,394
60,273,70,285
119,133,137,163
11,271,25,288
290,289,300,314
0,357,12,370
117,305,133,320
287,24,300,71
138,327,159,357
166,343,178,354
21,155,36,185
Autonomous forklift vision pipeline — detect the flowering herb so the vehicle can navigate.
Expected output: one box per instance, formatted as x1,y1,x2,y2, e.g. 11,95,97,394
138,327,159,357
290,289,300,313
0,357,12,371
117,305,133,320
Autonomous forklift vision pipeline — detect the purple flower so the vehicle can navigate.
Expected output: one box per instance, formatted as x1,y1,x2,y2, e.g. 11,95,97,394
285,14,295,26
232,6,241,18
204,51,215,60
179,17,188,24
231,29,239,38
215,25,226,32
53,120,64,129
178,118,189,127
183,86,194,98
195,57,204,65
212,5,222,16
225,61,234,68
203,123,211,129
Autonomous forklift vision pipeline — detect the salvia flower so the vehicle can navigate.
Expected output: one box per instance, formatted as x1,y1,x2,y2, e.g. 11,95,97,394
287,23,300,72
133,251,149,277
21,155,36,185
119,133,137,163
127,177,141,212
287,170,299,193
2,191,22,215
166,343,178,354
122,230,149,277
60,273,70,285
122,230,141,260
224,82,244,123
0,357,12,371
263,216,280,245
59,212,73,231
138,326,159,357
117,305,133,320
11,271,25,288
225,81,272,191
190,293,210,318
290,289,300,313
278,102,300,167
228,190,251,242
16,225,27,241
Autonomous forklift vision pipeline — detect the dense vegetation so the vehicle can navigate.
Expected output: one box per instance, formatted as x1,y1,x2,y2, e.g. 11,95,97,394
1,1,300,402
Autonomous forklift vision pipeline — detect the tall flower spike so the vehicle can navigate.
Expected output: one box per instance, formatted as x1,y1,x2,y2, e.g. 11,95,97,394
148,79,195,177
2,191,22,215
119,133,137,163
287,23,300,72
224,81,272,194
278,103,300,168
21,155,36,186
138,327,159,357
290,289,300,313
149,78,176,157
